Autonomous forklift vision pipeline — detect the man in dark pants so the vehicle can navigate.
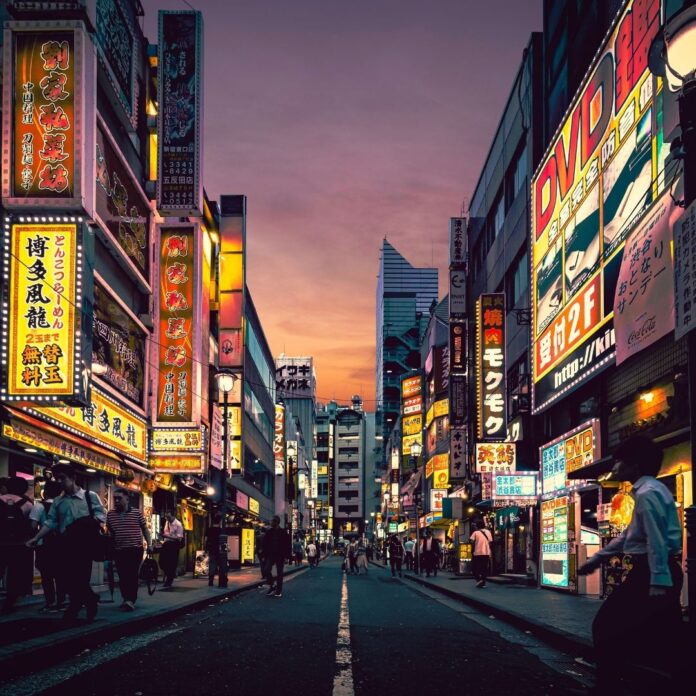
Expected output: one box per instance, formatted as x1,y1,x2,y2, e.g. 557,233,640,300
262,516,290,598
28,464,106,621
107,488,152,610
578,435,683,692
205,512,227,588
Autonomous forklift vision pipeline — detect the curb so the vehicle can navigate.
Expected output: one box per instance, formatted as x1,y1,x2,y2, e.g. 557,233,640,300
368,561,593,659
0,564,306,680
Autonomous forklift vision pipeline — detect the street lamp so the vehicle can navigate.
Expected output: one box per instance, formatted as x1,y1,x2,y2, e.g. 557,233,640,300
410,440,423,574
215,370,237,517
649,5,696,634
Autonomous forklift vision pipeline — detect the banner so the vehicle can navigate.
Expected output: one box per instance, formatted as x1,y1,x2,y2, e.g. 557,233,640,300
150,453,203,474
674,200,696,340
157,224,197,423
3,222,82,401
475,443,516,474
157,10,203,215
614,191,676,365
476,293,507,440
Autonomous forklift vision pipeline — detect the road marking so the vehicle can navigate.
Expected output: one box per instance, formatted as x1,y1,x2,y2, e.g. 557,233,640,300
0,626,183,696
332,571,355,696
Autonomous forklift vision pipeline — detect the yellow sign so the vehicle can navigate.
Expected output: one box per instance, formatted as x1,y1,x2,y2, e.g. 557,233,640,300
151,428,203,452
230,439,242,472
426,453,449,482
228,407,242,438
425,404,434,428
3,420,121,476
425,457,434,478
248,497,259,515
317,465,328,476
28,387,147,463
402,433,421,455
402,414,422,436
433,398,449,418
5,224,78,400
241,527,255,562
150,453,203,473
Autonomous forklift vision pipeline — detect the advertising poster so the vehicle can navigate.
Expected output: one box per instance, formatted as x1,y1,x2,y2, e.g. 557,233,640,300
675,201,696,340
541,496,570,589
4,223,80,401
475,443,516,474
157,10,203,215
614,191,676,365
150,453,203,474
92,282,146,406
531,0,667,412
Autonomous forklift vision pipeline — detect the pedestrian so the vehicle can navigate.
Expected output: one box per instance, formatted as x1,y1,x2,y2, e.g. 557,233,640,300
262,516,291,597
306,539,318,567
348,540,358,574
470,521,493,588
578,435,683,692
27,464,106,621
30,479,66,612
403,535,415,570
387,535,404,577
106,488,152,610
355,538,368,574
421,530,441,578
0,476,34,614
292,536,304,566
204,512,228,588
159,511,184,587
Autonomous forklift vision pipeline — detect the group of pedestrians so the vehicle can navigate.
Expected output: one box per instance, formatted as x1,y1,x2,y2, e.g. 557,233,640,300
343,538,368,574
385,530,442,578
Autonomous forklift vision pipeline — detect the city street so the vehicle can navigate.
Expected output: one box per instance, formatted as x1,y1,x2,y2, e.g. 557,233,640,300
1,558,589,696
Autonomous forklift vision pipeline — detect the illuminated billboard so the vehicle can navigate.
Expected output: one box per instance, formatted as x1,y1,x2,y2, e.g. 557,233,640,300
2,23,95,212
156,224,198,423
2,222,83,402
532,0,666,412
540,419,600,495
476,293,507,440
475,443,516,474
541,496,570,589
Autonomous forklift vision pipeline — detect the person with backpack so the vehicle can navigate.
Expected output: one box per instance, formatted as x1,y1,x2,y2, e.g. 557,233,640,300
29,479,66,612
0,476,34,614
470,520,493,588
27,463,106,621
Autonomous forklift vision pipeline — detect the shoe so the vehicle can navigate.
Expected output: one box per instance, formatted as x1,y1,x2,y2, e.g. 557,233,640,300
476,580,485,588
266,587,276,596
119,601,129,609
40,603,57,613
274,592,282,598
124,601,136,611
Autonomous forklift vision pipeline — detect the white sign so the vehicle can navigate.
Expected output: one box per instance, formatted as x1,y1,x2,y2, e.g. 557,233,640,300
675,200,696,340
475,443,516,474
614,191,676,365
430,489,447,518
449,269,467,315
449,217,466,265
492,473,537,500
275,356,315,398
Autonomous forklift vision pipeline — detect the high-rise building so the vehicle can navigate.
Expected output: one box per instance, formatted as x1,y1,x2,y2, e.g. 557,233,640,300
333,401,365,537
376,240,438,453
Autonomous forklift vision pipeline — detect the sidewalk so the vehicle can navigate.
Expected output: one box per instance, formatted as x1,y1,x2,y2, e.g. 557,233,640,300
371,561,598,658
0,563,306,680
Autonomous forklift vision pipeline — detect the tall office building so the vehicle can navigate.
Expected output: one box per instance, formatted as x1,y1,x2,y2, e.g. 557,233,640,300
376,240,438,452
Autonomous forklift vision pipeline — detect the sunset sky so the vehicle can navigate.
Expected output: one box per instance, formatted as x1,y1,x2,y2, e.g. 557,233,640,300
142,0,541,409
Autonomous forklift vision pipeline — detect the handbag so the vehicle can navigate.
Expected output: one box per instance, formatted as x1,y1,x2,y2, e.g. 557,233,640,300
85,490,110,562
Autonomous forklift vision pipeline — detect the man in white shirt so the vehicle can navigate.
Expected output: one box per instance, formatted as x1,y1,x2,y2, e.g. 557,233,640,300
306,540,318,567
160,511,184,587
470,521,493,588
578,435,683,691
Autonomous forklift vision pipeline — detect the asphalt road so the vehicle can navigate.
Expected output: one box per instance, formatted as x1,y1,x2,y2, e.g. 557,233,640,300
4,558,590,696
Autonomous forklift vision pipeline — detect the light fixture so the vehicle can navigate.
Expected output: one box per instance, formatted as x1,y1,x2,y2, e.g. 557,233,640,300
410,440,422,458
24,448,37,453
215,370,237,394
519,525,525,532
639,390,655,404
91,362,108,376
57,458,70,464
467,507,475,514
206,485,216,496
85,468,96,473
649,5,696,92
583,508,591,513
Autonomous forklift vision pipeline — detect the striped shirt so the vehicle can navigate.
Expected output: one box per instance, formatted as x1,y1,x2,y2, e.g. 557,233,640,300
107,508,147,550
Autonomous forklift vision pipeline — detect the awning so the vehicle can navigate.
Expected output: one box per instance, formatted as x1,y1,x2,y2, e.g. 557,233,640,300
429,517,455,529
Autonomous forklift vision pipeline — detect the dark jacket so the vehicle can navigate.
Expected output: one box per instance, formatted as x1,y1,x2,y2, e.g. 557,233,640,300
262,527,290,560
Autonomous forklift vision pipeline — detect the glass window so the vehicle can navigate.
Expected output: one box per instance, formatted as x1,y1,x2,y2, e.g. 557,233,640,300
494,195,505,238
246,322,275,400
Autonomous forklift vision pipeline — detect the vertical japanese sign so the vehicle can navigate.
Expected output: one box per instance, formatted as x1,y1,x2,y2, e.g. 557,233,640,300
3,23,94,211
219,201,245,368
157,225,197,423
274,404,286,476
476,293,507,440
614,191,676,365
401,374,422,463
674,200,696,340
157,11,203,216
532,0,664,411
3,222,81,401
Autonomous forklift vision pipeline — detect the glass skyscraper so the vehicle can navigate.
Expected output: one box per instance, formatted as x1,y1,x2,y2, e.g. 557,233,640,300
376,239,438,451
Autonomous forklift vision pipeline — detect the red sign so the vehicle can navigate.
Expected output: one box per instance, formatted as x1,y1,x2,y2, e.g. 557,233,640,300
477,293,507,440
535,274,601,378
157,226,195,422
